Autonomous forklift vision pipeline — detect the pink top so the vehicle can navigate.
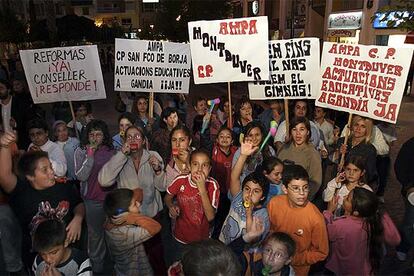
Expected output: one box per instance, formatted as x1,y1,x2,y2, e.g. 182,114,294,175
324,211,400,275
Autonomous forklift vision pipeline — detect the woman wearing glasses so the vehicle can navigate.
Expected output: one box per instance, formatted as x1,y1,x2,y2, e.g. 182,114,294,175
74,119,115,274
98,125,166,274
277,117,322,201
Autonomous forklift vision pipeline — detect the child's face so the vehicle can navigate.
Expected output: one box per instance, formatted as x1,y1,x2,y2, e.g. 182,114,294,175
39,245,67,267
217,129,233,148
245,127,262,147
262,240,291,273
242,181,264,206
190,153,211,182
264,164,283,184
171,130,191,151
345,163,364,184
283,179,309,208
128,198,141,214
88,129,104,147
119,118,132,133
240,102,252,120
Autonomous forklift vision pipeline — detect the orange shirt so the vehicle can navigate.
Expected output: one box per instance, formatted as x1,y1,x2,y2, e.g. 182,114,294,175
267,195,329,276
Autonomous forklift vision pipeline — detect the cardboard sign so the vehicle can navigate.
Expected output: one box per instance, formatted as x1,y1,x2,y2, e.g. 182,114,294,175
114,38,191,94
19,45,106,104
248,38,320,99
316,42,413,124
188,16,269,84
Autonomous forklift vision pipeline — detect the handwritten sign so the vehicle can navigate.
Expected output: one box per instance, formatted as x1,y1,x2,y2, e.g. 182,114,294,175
248,38,320,100
114,39,191,94
19,45,106,104
188,16,269,84
316,42,413,124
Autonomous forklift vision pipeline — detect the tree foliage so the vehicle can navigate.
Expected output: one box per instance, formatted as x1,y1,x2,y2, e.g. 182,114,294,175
155,0,231,42
376,0,414,31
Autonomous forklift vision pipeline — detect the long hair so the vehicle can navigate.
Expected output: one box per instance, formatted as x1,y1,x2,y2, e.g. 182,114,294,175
351,115,373,143
351,187,384,274
343,155,367,185
80,119,113,149
234,96,254,124
243,121,273,166
165,124,192,169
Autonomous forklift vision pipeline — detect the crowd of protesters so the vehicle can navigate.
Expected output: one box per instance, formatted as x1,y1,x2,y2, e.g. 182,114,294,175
0,58,413,276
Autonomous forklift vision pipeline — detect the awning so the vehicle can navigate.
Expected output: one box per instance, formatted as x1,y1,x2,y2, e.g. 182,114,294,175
405,31,414,44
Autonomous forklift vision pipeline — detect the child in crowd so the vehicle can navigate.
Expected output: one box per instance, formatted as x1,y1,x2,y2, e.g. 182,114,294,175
324,188,400,275
260,157,284,201
32,219,92,276
220,139,270,246
168,239,241,276
232,121,276,183
103,188,161,276
165,149,220,261
200,125,238,238
323,155,373,217
267,164,328,276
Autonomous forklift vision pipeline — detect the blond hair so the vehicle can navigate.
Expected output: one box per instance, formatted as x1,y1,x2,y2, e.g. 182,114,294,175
351,115,373,143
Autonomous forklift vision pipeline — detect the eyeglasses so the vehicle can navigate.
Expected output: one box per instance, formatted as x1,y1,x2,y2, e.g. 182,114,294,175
288,185,309,194
262,247,287,259
126,134,143,141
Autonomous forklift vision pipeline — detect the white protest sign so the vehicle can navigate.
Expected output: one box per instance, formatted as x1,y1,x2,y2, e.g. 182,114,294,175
248,38,320,99
114,39,191,94
19,45,106,104
316,42,413,124
188,16,269,84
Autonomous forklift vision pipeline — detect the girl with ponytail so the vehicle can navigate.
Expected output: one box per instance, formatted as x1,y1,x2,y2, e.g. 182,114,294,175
324,188,400,275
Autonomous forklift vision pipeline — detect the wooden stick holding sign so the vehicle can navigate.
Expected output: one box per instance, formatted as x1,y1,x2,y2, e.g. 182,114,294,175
148,92,154,119
284,99,289,139
339,113,353,172
68,101,80,140
227,82,233,129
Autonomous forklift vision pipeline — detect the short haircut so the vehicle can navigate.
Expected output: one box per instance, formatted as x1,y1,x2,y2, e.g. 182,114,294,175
190,149,211,165
242,171,269,204
104,189,134,217
80,119,112,148
181,239,241,276
262,232,296,258
27,119,49,132
192,97,207,107
289,116,311,143
118,112,136,125
161,107,178,121
73,101,92,113
282,164,309,187
18,151,49,177
32,219,67,252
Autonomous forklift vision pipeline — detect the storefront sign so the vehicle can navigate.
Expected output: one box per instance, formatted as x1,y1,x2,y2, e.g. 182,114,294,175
328,11,362,30
327,29,356,37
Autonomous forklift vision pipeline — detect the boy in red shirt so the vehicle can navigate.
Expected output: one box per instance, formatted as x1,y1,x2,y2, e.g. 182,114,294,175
165,149,219,262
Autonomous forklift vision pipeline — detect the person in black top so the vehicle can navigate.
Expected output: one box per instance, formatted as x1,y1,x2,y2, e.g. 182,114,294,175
0,131,85,269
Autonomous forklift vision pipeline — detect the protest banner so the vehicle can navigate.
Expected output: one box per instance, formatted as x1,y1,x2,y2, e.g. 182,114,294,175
19,45,106,104
316,42,413,124
248,38,320,100
114,38,191,94
188,16,269,84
